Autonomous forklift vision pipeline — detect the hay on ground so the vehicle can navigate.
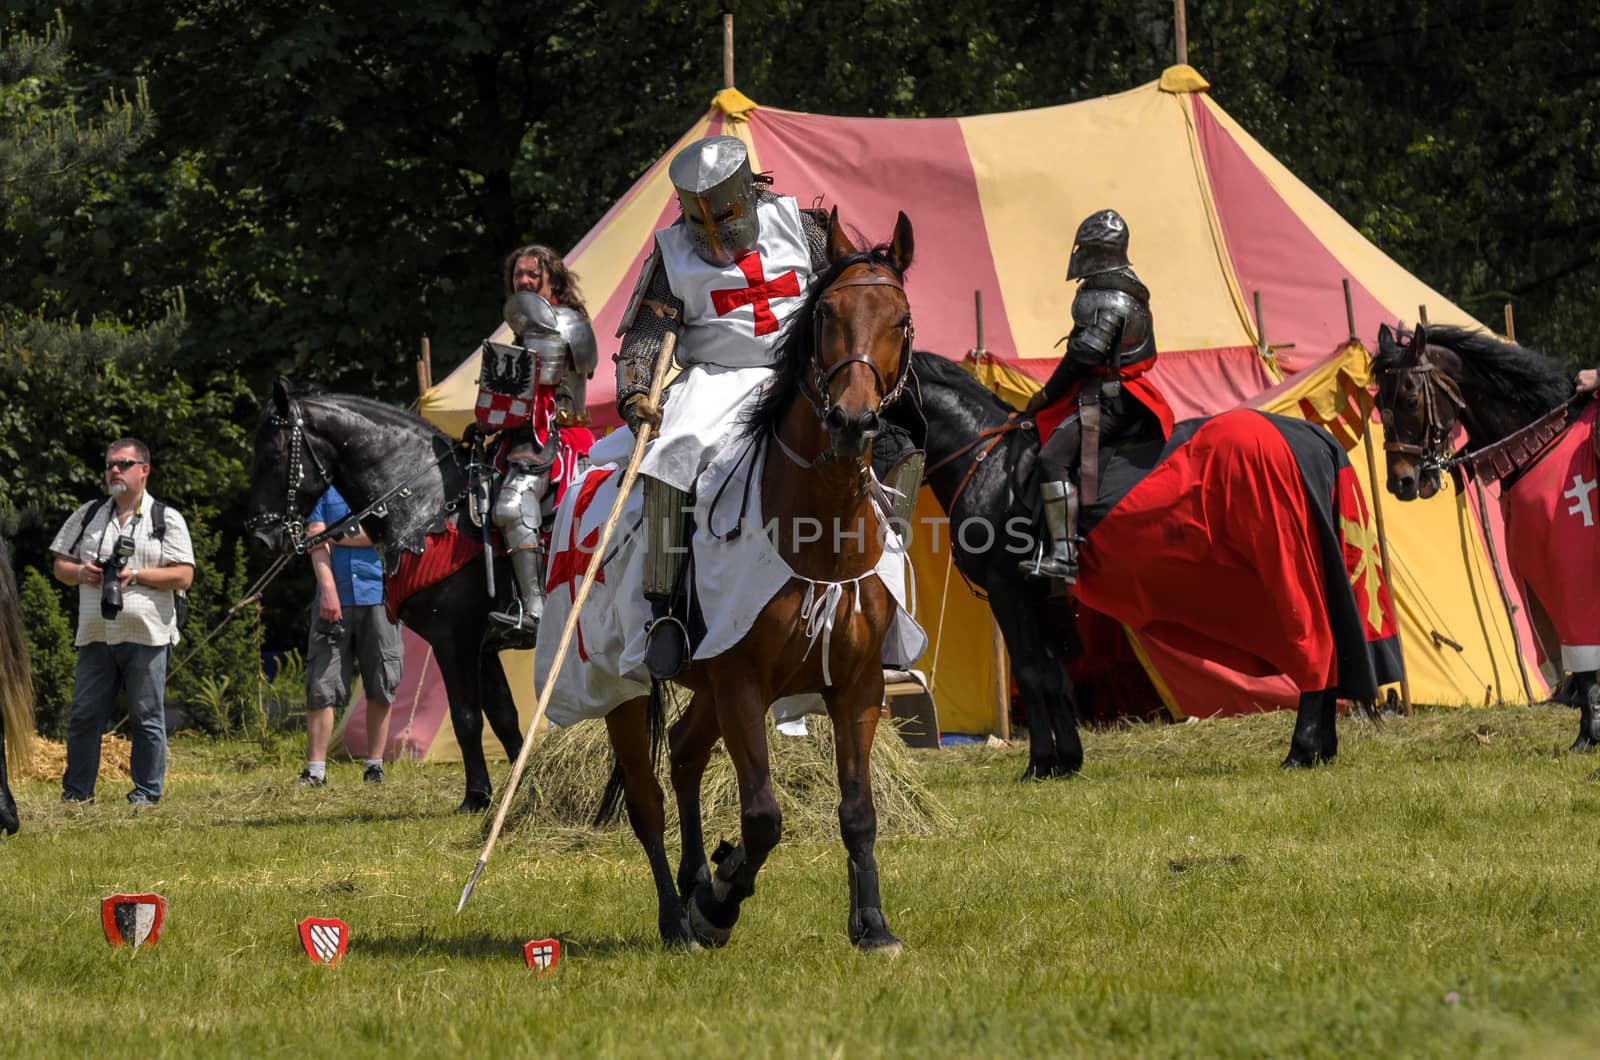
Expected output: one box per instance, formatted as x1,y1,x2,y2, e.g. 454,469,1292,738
496,710,953,843
20,736,132,782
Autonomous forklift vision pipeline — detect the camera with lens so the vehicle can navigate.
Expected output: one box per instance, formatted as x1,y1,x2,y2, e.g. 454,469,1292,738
100,533,137,620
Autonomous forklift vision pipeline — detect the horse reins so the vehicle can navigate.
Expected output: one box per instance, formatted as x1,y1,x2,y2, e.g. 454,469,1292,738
796,269,914,427
925,416,1028,513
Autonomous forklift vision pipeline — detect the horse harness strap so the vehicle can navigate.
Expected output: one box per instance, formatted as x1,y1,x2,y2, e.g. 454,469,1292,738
801,269,915,420
1382,347,1466,471
927,418,1028,513
1454,394,1588,485
1079,392,1103,506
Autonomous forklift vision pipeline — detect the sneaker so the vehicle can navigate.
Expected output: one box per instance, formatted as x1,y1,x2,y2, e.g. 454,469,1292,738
363,763,384,785
297,769,327,788
126,792,158,807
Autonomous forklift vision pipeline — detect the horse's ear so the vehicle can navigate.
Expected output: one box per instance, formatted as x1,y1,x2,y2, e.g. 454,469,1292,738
826,206,856,264
890,211,914,272
272,377,293,417
1410,322,1429,358
1377,323,1393,349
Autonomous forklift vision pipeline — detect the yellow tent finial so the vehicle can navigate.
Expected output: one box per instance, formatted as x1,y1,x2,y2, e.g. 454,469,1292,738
1159,65,1210,93
712,88,759,123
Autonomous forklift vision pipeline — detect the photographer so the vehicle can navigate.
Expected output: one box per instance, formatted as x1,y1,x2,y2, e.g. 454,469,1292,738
50,438,194,806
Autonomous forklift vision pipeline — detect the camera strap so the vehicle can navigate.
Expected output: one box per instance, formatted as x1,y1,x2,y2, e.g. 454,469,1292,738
67,497,169,555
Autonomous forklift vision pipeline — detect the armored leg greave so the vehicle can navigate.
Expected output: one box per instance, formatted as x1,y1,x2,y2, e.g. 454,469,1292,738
1023,478,1079,583
490,466,548,636
642,476,691,678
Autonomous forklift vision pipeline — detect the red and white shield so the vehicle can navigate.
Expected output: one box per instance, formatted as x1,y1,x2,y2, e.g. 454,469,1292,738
101,893,166,949
523,937,561,973
475,391,533,430
298,916,350,965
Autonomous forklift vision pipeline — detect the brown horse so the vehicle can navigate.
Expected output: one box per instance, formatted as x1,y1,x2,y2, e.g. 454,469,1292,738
1,538,37,835
1371,322,1600,745
558,213,917,952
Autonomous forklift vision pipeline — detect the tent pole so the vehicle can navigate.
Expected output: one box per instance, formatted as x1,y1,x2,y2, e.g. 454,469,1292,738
417,335,433,398
1346,279,1411,715
992,617,1010,741
723,13,734,90
1503,303,1516,342
1174,0,1188,66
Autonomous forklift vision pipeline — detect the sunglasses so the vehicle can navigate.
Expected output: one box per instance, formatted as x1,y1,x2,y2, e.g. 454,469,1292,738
105,459,146,472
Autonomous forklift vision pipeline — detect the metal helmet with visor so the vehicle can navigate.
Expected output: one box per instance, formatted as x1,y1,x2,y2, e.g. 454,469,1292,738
1066,208,1132,281
669,135,760,267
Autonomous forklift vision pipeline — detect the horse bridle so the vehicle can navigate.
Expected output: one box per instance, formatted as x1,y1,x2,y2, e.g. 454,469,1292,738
244,397,334,553
799,268,914,426
245,396,444,554
1380,334,1465,474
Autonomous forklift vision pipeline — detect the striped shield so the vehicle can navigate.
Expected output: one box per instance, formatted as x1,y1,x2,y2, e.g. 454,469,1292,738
297,916,349,965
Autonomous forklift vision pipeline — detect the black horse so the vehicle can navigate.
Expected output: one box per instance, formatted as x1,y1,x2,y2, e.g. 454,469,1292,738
248,381,523,812
1,538,35,835
894,351,1400,772
1372,322,1600,747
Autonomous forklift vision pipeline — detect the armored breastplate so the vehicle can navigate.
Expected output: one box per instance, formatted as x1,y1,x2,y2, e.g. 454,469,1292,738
1066,271,1155,371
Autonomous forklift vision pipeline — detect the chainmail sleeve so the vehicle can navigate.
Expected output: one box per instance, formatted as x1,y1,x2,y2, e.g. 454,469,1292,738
613,259,683,422
799,206,831,274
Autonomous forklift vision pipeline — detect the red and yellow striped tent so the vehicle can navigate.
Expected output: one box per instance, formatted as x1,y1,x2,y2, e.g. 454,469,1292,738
418,66,1542,743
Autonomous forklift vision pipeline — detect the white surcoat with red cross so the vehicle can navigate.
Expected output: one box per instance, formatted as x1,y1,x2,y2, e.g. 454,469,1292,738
640,195,816,492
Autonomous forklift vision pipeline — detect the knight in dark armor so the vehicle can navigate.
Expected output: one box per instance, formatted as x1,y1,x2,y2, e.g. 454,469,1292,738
613,136,921,679
1021,209,1174,583
472,291,597,637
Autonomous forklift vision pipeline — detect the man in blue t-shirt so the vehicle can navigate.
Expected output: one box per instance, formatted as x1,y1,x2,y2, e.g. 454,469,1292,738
298,486,403,787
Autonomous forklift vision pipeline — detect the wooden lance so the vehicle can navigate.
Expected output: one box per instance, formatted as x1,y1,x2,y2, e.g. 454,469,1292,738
458,330,678,912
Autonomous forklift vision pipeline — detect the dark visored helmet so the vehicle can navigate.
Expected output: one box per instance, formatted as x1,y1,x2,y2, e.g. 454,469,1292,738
669,135,760,267
1066,209,1131,280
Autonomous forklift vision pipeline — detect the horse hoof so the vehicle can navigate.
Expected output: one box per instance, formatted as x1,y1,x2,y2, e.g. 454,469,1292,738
1570,737,1597,754
455,791,491,814
687,897,733,949
1019,760,1052,782
1050,758,1082,779
857,935,903,957
662,909,701,952
1280,755,1315,770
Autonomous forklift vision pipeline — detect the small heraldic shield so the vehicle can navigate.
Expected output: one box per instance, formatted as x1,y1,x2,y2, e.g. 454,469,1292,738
298,916,349,965
523,937,561,974
101,893,166,949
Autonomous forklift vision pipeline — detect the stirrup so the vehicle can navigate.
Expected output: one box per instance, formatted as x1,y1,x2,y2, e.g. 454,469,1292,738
645,615,690,680
489,598,540,638
1018,543,1078,584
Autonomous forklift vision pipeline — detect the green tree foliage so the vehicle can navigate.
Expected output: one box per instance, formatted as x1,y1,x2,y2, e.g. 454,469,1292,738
17,566,74,738
168,529,265,735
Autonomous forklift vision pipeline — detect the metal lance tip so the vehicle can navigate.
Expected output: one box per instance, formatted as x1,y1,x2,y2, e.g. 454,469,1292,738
457,860,487,914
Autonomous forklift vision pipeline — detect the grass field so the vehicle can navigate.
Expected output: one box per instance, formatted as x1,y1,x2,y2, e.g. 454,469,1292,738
6,704,1600,1058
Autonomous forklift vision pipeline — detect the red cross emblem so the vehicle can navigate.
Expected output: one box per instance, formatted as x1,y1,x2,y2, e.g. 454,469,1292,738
546,469,616,661
710,250,801,336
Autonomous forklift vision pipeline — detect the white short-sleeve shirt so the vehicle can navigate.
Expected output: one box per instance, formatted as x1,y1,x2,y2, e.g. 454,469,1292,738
49,493,195,647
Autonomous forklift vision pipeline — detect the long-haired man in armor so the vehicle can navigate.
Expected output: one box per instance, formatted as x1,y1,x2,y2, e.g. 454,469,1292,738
1020,209,1175,584
612,135,838,678
474,251,598,639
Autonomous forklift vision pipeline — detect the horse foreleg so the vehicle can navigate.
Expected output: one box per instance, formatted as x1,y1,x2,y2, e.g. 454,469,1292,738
1570,671,1600,752
992,592,1082,780
827,676,901,954
604,698,691,948
431,638,492,813
0,709,15,837
687,678,780,949
668,692,719,900
478,648,524,761
1284,688,1335,768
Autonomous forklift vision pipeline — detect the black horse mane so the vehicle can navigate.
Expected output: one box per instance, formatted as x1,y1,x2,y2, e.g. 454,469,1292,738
261,382,446,439
1375,324,1573,416
744,244,906,439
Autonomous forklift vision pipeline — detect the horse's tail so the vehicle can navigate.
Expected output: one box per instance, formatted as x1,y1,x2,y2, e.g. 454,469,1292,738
592,678,668,828
0,541,37,778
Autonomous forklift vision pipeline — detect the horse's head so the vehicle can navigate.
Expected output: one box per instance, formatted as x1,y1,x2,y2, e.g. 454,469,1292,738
797,209,915,460
246,378,335,554
1373,323,1464,501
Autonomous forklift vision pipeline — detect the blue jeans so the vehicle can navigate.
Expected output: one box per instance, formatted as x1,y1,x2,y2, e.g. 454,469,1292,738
62,642,170,802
